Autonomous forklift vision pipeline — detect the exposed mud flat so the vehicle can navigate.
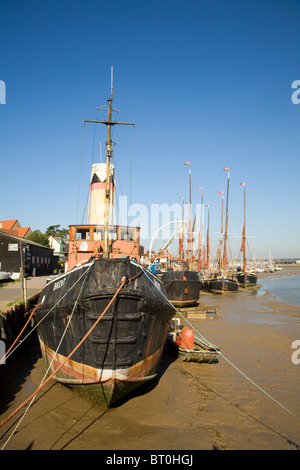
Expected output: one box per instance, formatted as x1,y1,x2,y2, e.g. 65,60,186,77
0,268,300,450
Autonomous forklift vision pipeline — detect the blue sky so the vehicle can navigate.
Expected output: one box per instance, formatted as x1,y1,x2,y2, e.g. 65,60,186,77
1,0,300,259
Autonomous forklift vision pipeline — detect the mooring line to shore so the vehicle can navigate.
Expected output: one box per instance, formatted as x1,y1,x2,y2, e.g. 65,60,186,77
0,264,94,450
0,266,144,449
0,301,42,365
0,276,127,449
0,262,95,365
1,260,299,449
131,260,300,424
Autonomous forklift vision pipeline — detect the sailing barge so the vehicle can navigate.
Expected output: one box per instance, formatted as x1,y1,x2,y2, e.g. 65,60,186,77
34,76,175,406
154,164,201,307
208,276,238,293
157,270,201,307
207,168,238,293
236,183,258,288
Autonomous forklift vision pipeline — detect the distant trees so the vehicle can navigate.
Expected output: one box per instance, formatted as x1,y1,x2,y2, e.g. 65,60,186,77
27,230,49,247
27,225,68,247
45,225,68,238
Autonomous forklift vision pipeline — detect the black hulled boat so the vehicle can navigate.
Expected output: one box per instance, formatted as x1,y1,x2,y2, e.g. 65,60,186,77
34,74,175,406
208,275,238,293
236,271,258,287
157,269,201,307
35,257,174,406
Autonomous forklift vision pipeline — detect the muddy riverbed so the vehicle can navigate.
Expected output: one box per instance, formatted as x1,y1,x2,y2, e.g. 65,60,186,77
1,267,300,451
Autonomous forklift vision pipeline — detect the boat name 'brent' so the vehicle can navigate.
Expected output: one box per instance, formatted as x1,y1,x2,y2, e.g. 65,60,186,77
53,278,66,291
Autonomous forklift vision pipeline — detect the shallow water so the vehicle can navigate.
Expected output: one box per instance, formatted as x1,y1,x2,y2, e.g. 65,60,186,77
258,274,300,307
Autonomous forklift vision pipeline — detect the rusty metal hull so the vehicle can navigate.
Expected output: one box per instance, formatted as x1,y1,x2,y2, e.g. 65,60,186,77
34,258,174,406
157,271,201,307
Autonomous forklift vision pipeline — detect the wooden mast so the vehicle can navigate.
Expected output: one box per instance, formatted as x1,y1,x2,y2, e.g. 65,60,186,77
189,166,192,270
179,197,184,260
184,162,193,270
222,168,230,272
218,192,224,273
84,68,134,258
206,204,210,268
222,168,230,291
197,187,204,270
240,182,246,272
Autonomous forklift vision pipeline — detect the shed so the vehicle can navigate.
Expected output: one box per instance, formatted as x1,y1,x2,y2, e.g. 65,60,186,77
0,232,54,278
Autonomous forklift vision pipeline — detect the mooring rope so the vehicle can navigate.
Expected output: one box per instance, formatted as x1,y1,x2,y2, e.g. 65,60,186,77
0,262,95,365
0,263,93,450
0,276,127,436
131,260,300,423
0,301,42,365
0,262,144,450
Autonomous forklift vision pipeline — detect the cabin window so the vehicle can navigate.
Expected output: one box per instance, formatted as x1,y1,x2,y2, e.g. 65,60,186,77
109,229,117,241
120,228,134,241
94,228,104,241
76,229,90,240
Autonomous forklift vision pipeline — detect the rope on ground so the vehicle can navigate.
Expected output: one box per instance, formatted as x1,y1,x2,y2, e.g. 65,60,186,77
131,259,300,423
0,276,127,433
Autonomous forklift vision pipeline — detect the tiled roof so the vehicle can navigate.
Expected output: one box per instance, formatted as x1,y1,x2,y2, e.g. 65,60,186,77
0,220,31,239
0,219,19,230
14,227,32,238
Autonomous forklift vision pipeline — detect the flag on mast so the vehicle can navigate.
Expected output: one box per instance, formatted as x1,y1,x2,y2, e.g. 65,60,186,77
184,162,190,165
